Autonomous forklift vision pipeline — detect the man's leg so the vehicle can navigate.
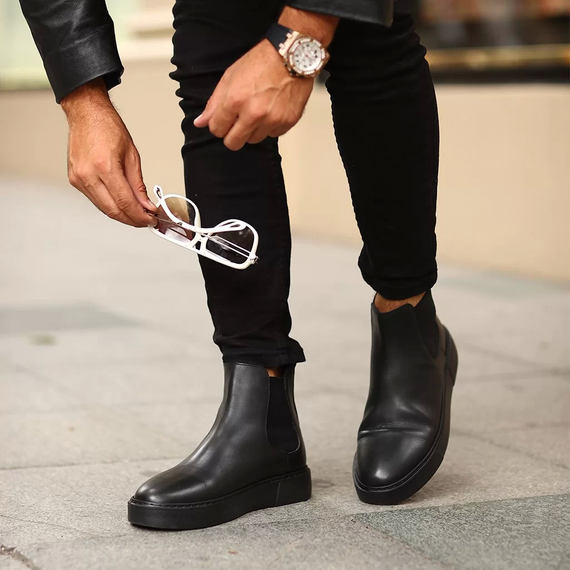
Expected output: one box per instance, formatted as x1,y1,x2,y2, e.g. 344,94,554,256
127,0,311,530
326,14,439,302
169,0,305,371
325,14,458,504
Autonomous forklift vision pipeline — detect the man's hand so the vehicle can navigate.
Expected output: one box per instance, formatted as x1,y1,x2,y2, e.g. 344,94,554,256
194,7,339,151
193,40,314,151
62,77,157,227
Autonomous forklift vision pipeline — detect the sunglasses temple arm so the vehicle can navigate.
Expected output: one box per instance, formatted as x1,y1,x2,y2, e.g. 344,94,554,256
145,210,237,234
171,220,249,235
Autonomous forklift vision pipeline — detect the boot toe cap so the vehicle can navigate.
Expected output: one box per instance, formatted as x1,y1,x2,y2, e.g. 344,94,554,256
355,428,435,488
132,465,210,505
133,478,166,504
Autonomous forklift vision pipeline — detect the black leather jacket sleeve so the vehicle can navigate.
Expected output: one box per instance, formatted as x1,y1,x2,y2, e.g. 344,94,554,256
18,0,124,104
285,0,395,26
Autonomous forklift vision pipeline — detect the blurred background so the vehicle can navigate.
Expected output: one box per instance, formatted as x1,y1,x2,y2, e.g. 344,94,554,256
0,0,569,280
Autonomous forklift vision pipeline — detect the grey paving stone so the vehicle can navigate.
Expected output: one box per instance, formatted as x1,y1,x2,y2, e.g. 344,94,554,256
0,459,319,545
2,176,570,569
2,373,567,554
0,406,187,470
300,428,570,516
118,399,225,449
6,425,564,551
451,373,569,432
1,368,80,413
2,392,566,547
0,461,169,544
0,552,29,570
436,265,569,299
15,516,446,570
0,179,211,332
37,357,319,415
0,327,209,371
35,357,224,408
209,392,569,522
444,344,546,381
435,286,569,370
0,303,138,335
0,359,15,373
0,514,92,548
292,380,569,512
480,425,570,469
355,494,570,570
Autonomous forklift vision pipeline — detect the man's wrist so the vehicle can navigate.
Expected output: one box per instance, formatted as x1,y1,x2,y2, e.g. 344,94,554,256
278,6,339,48
61,77,112,118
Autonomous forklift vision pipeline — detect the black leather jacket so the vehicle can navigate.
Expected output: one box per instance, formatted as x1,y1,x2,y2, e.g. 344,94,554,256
18,0,399,105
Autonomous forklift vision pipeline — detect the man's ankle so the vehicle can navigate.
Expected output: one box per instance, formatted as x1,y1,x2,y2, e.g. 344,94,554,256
266,366,284,377
374,291,426,313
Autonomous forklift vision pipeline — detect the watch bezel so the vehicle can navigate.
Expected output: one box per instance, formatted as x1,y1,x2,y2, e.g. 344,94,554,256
284,34,329,78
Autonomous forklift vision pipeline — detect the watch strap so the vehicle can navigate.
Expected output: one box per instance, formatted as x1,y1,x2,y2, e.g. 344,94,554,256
265,22,294,52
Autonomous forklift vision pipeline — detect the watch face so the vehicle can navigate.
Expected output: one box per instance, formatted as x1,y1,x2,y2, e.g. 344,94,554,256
289,38,324,75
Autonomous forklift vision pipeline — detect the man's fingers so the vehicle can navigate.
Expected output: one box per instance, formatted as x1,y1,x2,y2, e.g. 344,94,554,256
208,102,240,140
124,149,156,212
196,95,237,137
222,99,275,150
81,180,136,226
194,89,220,128
247,126,271,145
69,170,137,226
194,107,213,128
223,118,258,151
194,68,233,128
100,167,155,227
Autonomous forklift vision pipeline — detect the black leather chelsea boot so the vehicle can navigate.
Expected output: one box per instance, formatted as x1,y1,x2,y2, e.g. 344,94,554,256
353,291,458,505
128,362,311,529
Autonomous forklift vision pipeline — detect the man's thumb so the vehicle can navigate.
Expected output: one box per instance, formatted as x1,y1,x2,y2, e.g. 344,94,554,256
125,152,156,211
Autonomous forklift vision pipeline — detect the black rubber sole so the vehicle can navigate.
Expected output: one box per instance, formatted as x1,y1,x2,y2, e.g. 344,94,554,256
354,328,459,505
127,466,312,530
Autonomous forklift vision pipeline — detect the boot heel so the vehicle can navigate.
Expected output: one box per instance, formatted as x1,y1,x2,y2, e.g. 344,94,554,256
444,327,459,384
274,467,312,507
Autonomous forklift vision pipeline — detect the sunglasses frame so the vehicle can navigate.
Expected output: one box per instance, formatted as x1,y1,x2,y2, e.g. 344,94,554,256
147,185,259,270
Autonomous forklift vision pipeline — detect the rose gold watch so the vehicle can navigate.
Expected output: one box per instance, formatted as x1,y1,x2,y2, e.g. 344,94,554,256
265,22,330,78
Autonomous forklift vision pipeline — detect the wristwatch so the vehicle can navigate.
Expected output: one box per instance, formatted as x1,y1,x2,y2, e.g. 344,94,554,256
265,22,330,78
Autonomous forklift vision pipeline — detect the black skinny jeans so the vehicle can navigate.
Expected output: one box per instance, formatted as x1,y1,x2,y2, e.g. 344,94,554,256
169,1,440,368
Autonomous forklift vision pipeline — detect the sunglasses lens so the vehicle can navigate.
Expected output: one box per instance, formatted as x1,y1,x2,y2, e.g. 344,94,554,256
154,198,197,244
205,226,255,264
163,196,197,226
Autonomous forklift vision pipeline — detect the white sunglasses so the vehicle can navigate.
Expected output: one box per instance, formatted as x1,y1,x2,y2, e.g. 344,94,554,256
145,185,259,270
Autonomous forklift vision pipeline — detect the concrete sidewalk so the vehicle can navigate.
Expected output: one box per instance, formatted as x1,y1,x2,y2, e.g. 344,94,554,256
1,176,568,570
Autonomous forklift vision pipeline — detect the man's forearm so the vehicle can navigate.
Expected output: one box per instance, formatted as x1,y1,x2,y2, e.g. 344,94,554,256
61,77,114,121
278,6,339,47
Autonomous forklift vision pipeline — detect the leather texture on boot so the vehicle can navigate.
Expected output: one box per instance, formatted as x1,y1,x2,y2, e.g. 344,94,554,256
128,362,311,529
354,293,458,505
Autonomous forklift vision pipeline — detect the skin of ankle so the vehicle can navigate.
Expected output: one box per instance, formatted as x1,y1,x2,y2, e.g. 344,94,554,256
266,366,284,377
374,291,426,313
